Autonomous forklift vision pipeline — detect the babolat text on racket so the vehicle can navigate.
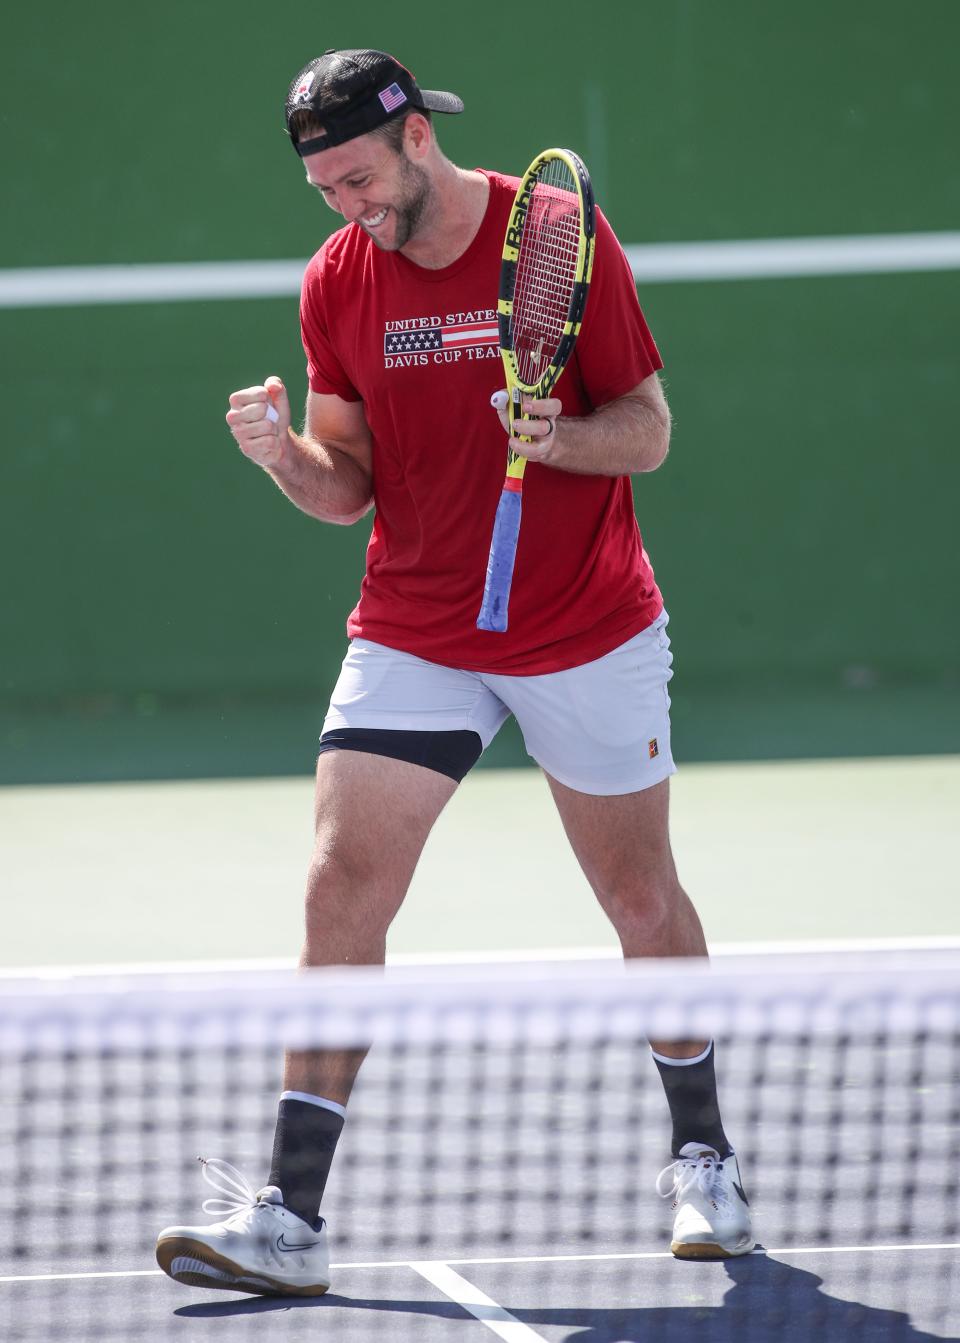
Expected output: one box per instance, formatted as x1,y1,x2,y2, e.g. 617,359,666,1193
476,147,595,633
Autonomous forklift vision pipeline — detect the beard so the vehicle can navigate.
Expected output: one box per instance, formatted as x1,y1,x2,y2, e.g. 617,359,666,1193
367,154,433,251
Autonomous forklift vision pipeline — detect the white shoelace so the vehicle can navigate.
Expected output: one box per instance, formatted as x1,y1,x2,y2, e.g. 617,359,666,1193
656,1151,733,1209
198,1157,262,1217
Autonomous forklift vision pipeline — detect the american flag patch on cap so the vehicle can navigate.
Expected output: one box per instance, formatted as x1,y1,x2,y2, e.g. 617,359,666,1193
378,82,407,112
293,73,314,104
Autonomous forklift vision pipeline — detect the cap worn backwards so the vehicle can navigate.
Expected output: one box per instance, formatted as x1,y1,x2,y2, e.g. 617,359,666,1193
285,48,464,157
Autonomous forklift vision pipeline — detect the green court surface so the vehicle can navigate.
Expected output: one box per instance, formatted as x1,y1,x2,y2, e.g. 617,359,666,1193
3,755,957,971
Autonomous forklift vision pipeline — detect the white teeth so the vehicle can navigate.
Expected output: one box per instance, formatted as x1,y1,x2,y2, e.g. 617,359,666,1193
362,208,388,227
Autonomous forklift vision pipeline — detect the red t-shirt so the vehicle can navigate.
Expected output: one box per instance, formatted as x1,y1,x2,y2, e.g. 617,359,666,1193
300,169,664,675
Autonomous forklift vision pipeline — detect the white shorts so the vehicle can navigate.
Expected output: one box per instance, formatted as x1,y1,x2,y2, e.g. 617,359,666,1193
322,611,677,797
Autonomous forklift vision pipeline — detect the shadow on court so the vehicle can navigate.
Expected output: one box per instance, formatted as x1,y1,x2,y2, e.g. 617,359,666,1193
174,1253,954,1340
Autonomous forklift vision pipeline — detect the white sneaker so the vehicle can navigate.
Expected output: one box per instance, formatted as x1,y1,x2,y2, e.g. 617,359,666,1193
656,1142,755,1259
156,1158,331,1296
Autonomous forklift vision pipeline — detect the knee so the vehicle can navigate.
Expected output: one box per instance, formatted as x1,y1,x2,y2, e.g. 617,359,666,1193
302,841,395,949
306,840,361,898
598,869,683,935
304,844,363,923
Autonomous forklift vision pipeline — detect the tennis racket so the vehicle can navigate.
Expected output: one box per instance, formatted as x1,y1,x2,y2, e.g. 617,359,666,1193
476,147,596,633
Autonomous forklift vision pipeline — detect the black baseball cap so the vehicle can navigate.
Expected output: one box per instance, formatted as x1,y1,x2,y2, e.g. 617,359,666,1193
285,49,464,157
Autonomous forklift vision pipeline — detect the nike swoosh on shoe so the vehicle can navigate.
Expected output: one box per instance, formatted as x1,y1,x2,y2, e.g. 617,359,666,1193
276,1233,326,1253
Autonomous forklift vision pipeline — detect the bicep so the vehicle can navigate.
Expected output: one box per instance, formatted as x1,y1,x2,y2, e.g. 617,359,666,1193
305,390,374,480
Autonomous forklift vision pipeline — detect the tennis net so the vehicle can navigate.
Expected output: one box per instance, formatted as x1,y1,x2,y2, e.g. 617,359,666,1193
2,950,958,1341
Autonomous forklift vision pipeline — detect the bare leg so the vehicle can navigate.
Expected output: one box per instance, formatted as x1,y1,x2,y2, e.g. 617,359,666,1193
283,749,458,1101
546,774,707,1059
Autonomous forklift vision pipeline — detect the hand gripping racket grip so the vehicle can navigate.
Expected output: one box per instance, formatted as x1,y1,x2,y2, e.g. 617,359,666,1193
476,485,522,632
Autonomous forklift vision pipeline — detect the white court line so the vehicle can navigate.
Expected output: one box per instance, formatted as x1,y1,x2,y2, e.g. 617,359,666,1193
5,1241,959,1284
0,260,306,308
4,935,960,980
411,1262,546,1342
0,1269,164,1283
1,232,959,308
625,232,960,282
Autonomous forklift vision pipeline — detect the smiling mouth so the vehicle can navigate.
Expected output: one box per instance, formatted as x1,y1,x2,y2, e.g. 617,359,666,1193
361,208,388,229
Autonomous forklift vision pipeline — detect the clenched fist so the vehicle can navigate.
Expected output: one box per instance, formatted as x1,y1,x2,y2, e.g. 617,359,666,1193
225,376,291,470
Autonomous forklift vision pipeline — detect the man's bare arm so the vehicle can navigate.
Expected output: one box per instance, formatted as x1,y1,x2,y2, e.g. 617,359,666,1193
226,378,374,524
493,372,671,477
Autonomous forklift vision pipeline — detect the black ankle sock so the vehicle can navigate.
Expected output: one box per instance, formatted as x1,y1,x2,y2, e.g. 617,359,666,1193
652,1041,732,1159
268,1096,345,1226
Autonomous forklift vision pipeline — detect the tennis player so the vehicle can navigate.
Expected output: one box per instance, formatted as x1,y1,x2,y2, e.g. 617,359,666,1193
156,47,753,1295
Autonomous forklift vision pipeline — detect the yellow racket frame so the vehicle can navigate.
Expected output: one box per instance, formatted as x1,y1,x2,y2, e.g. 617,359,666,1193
498,146,596,472
476,147,595,633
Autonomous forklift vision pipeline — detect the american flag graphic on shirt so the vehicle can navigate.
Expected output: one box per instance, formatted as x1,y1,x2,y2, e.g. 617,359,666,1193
384,318,499,357
378,82,408,113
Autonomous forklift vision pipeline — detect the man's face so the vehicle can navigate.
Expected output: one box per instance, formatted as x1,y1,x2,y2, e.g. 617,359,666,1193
302,130,433,252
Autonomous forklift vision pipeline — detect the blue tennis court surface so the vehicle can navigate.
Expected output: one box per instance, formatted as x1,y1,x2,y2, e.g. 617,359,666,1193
4,1237,957,1339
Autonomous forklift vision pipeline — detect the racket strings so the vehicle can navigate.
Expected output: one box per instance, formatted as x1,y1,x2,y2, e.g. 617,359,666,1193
511,160,582,388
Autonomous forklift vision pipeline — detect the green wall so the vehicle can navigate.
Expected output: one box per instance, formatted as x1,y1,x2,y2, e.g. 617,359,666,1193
2,1,958,781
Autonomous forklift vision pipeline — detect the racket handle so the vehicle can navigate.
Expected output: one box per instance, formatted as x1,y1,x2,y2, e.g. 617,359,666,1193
509,386,533,445
476,486,522,633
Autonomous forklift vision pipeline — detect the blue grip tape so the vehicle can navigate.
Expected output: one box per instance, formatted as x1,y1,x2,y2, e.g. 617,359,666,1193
476,488,522,633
